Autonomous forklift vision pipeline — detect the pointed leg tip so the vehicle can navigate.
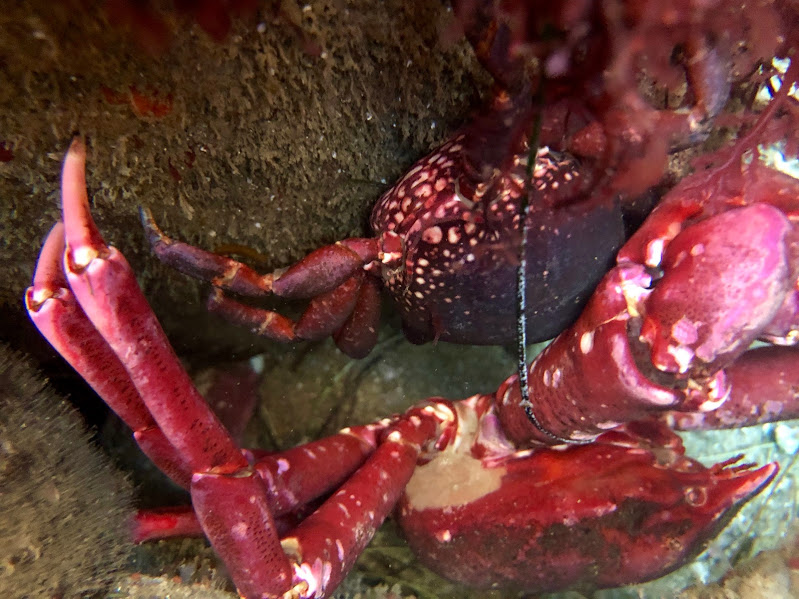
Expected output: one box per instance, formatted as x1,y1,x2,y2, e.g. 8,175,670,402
67,135,86,159
749,461,779,493
138,205,167,247
138,205,153,225
59,142,108,269
714,460,779,509
28,221,67,305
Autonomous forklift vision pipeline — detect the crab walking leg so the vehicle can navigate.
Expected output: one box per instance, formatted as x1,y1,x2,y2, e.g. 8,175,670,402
142,206,382,356
27,221,384,511
57,139,293,596
206,270,365,342
136,423,388,548
25,223,194,488
134,505,303,543
249,424,383,515
134,423,384,543
141,205,379,299
59,140,246,473
133,506,206,542
267,404,449,598
206,270,382,358
665,345,799,430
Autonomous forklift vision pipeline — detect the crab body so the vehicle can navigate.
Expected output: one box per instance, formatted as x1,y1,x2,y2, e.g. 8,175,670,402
370,126,624,345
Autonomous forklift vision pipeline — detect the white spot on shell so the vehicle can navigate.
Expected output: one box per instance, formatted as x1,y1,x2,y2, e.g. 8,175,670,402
422,226,442,244
596,420,622,430
580,331,594,354
667,345,696,373
232,522,248,539
671,317,698,345
336,540,345,561
646,238,665,267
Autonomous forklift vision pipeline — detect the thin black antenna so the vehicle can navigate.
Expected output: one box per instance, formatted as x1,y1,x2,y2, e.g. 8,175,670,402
516,90,581,445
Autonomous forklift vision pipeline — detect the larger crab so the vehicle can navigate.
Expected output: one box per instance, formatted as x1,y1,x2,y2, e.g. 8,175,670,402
24,1,799,598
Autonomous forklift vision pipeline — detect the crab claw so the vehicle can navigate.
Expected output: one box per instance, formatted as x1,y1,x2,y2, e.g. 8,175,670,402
640,202,793,376
618,159,799,374
397,416,777,593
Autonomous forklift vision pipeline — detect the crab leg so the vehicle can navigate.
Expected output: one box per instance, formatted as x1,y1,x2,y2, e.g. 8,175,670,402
27,219,384,520
665,345,799,430
28,139,453,599
25,223,194,488
141,207,382,357
141,206,378,298
39,139,294,596
57,140,248,474
133,422,385,543
133,506,206,542
275,404,449,598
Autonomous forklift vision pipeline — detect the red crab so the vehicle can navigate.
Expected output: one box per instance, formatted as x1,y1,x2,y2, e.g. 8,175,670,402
141,89,628,358
24,127,799,597
23,3,799,598
24,69,799,599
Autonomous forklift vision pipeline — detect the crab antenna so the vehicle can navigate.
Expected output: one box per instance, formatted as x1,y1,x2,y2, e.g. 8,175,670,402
516,86,584,445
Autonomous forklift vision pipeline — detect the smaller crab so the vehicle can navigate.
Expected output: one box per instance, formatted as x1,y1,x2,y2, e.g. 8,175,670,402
141,91,628,359
136,0,745,361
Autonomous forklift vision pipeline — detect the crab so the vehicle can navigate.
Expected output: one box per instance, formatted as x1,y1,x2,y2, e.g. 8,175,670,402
24,71,799,599
23,2,799,598
25,129,799,597
133,0,754,361
140,89,629,359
